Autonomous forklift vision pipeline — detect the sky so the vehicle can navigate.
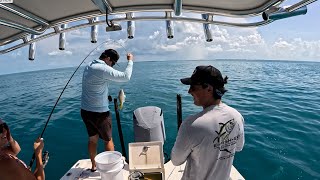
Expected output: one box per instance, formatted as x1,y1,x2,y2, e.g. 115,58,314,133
0,1,319,75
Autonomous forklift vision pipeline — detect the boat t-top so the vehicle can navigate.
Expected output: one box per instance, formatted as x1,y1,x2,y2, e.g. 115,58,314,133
0,0,317,179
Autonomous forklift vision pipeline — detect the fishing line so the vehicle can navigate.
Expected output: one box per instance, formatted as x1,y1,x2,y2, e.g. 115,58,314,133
28,38,129,168
29,31,159,167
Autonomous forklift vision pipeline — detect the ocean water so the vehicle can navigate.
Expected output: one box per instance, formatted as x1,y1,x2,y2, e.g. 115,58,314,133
0,60,319,180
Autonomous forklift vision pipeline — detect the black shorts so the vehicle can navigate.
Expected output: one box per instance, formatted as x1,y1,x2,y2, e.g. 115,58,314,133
81,109,112,141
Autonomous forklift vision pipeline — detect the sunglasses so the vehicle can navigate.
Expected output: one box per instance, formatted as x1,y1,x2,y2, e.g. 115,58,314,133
111,60,116,66
110,59,120,67
190,83,209,92
0,123,8,134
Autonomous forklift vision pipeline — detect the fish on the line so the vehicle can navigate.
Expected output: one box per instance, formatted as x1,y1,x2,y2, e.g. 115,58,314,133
118,89,126,110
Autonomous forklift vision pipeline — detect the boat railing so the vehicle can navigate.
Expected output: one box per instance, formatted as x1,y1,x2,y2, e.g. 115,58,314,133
0,0,317,59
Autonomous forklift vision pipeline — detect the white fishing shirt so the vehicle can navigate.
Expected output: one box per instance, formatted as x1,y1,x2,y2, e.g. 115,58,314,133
81,59,133,112
171,103,245,180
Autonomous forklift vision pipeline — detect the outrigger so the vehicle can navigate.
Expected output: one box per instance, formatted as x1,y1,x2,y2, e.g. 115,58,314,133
0,0,317,179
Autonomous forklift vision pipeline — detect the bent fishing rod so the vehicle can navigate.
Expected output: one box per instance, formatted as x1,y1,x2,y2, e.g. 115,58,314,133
28,39,129,168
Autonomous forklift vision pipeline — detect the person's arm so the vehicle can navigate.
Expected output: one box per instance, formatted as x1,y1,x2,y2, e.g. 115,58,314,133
33,138,45,180
171,121,193,166
0,152,37,180
8,136,21,155
3,125,21,155
103,53,134,82
236,115,245,152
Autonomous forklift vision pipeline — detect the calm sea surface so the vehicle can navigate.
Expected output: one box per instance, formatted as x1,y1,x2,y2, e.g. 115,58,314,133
0,60,319,180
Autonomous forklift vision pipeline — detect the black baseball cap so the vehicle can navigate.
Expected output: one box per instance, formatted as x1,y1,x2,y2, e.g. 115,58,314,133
181,65,224,88
100,49,120,66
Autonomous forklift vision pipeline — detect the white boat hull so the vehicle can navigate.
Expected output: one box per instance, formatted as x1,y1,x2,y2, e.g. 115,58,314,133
60,158,245,180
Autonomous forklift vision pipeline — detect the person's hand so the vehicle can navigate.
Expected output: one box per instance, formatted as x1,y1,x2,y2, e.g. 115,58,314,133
34,138,44,155
127,53,133,61
108,95,112,102
3,124,12,142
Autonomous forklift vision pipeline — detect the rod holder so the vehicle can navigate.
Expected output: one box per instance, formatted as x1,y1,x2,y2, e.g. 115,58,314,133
202,14,213,42
166,12,174,39
90,17,98,43
28,35,36,61
59,24,67,50
166,21,174,39
127,13,135,39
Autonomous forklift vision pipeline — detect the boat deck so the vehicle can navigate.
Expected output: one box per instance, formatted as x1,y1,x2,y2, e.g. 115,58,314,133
60,159,245,180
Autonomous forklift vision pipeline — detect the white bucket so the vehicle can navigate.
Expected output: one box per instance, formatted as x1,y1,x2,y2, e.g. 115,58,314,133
95,151,124,180
100,163,124,180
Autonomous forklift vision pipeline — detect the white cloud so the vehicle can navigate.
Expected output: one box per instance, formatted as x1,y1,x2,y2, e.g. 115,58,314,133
267,38,320,60
211,26,229,43
2,12,319,75
18,21,320,62
48,50,72,56
0,5,318,77
227,48,255,53
149,31,161,40
273,38,295,49
112,14,126,18
207,45,223,52
157,44,180,51
69,29,90,36
8,50,22,58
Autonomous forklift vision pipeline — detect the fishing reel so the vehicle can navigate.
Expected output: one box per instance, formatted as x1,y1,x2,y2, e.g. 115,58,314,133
42,151,49,168
128,171,144,180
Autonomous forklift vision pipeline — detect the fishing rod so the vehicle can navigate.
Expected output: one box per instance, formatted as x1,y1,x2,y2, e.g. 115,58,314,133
28,38,129,168
113,98,128,162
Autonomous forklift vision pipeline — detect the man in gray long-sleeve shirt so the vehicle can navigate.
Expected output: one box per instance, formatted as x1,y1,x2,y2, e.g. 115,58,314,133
81,49,133,171
171,65,244,180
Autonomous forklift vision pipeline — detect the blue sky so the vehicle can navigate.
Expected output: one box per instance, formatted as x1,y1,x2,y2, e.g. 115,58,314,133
0,1,319,75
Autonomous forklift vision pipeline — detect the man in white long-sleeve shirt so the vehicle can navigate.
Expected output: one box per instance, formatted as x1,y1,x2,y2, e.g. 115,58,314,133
171,65,244,180
81,49,133,171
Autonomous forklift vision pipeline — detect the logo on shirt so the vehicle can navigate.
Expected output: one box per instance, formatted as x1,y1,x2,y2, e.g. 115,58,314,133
213,119,239,154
